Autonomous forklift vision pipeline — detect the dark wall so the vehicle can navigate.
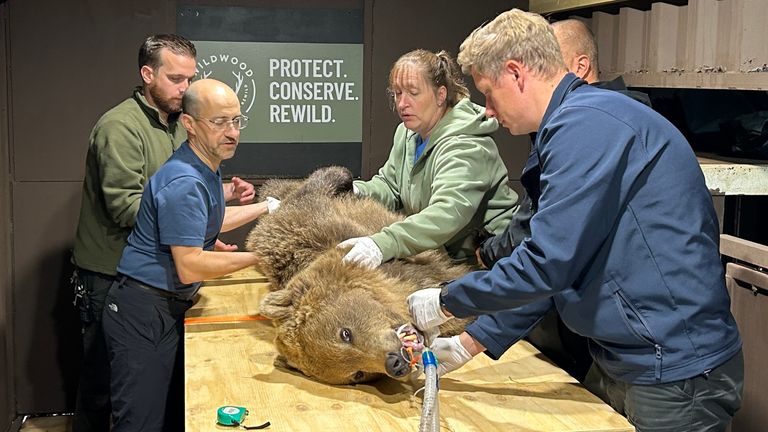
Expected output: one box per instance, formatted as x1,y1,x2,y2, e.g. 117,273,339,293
6,0,180,414
367,0,529,182
3,0,529,417
1,0,14,426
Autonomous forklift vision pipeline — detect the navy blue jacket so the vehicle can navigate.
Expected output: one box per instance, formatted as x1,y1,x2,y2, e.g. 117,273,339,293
449,73,741,384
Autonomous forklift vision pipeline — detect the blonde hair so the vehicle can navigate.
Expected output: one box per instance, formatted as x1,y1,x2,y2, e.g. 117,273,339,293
458,9,566,80
387,49,470,108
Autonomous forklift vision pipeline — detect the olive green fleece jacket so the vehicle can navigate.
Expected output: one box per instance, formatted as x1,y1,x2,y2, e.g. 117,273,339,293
355,98,519,263
73,88,186,275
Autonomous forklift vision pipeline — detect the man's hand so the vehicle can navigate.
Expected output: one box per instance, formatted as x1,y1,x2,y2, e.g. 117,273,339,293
430,335,475,376
266,196,281,214
407,288,452,331
214,239,238,251
337,237,383,269
224,176,256,204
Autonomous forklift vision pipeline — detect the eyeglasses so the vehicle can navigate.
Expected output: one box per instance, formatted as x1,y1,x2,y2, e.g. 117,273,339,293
194,115,249,131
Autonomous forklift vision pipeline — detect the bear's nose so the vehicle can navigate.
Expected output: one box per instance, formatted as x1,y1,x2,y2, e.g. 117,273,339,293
385,352,410,378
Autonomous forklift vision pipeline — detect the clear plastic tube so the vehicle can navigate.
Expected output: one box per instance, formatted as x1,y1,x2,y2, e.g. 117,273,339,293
419,350,440,432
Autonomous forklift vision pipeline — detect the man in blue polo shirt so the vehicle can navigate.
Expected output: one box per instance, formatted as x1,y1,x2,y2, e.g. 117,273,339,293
102,79,273,431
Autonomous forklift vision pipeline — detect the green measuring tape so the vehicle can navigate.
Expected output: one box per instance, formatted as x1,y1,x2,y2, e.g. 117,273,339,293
216,405,271,430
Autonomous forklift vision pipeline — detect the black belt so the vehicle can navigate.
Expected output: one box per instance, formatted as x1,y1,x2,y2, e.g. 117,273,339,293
118,275,182,300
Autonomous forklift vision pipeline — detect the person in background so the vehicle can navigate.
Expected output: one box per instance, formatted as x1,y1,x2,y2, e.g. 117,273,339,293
408,9,743,431
337,49,518,268
102,79,272,431
475,18,655,382
71,34,265,432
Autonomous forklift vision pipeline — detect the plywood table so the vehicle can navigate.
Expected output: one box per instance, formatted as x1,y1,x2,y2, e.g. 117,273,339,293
185,268,634,432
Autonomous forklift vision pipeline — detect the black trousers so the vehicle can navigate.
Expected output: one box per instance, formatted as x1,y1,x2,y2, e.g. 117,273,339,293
102,279,193,432
73,268,114,432
584,349,744,432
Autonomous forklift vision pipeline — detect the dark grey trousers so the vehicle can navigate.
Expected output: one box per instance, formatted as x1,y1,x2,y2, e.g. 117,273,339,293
73,269,114,432
102,280,193,432
584,349,744,432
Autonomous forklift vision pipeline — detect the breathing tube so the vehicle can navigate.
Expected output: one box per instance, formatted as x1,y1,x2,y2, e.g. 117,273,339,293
419,349,440,432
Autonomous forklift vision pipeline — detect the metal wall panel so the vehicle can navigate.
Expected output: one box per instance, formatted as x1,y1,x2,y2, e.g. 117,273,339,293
1,0,14,426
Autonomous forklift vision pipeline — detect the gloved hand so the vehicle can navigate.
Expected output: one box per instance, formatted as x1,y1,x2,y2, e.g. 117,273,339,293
337,237,383,269
430,335,475,376
407,288,451,331
266,196,281,214
352,183,361,195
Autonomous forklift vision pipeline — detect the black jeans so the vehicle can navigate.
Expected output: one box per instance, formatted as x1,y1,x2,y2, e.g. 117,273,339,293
73,268,114,432
584,349,744,432
102,278,193,432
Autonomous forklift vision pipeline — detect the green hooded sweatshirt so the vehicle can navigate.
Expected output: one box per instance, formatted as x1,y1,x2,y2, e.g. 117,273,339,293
355,98,519,263
73,88,186,275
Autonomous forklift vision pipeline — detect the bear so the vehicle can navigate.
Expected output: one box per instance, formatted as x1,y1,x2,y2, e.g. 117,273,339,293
245,166,473,385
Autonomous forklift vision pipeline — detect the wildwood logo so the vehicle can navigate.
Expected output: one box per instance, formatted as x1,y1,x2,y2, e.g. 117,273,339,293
196,53,256,114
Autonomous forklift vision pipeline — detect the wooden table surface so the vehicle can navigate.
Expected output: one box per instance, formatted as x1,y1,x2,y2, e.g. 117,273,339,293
184,268,634,432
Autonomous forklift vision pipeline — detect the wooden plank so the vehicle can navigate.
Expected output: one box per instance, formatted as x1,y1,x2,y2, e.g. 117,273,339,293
530,0,630,14
726,263,768,294
648,2,685,72
617,7,647,72
684,0,720,71
721,235,768,268
185,269,634,432
592,11,619,75
605,70,768,90
733,0,768,72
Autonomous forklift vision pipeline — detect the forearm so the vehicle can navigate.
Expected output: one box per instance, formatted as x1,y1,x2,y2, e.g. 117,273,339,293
459,331,487,357
172,247,260,284
221,201,268,232
222,182,236,202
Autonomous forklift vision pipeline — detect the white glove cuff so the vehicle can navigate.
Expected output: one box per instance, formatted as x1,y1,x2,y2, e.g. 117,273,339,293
266,196,280,214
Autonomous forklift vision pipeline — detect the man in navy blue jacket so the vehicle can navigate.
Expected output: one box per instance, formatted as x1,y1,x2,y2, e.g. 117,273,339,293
408,9,743,431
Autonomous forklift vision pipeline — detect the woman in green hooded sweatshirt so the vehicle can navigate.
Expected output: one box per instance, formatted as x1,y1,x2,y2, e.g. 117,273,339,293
338,49,519,268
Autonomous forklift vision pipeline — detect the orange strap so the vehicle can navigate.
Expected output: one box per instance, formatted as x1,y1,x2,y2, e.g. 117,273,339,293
184,314,269,325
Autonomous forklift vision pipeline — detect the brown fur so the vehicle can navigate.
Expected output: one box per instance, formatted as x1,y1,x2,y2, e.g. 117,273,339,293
246,166,471,385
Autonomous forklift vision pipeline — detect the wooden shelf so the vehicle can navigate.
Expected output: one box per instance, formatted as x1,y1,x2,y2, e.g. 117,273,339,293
604,71,768,90
530,0,631,14
697,154,768,196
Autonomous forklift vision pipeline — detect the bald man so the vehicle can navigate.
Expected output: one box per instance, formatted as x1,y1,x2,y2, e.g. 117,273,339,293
552,19,651,105
102,79,272,431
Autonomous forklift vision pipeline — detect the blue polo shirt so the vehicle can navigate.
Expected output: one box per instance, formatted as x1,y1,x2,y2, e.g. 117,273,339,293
117,142,225,298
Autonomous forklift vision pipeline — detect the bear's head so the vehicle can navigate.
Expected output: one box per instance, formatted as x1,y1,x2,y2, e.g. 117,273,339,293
259,248,419,385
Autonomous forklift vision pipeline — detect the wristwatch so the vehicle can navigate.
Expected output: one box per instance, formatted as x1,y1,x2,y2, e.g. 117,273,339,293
438,285,452,318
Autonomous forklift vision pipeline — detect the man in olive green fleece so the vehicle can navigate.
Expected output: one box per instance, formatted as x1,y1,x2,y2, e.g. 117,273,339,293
338,49,518,268
70,34,261,432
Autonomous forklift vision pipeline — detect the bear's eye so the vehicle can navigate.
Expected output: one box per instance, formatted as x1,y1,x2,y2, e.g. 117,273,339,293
340,328,353,343
352,371,365,382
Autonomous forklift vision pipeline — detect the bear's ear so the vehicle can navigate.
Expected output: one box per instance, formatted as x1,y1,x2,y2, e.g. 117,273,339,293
259,289,296,321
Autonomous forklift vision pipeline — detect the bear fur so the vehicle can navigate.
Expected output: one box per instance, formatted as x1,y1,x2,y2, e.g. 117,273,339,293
246,166,472,385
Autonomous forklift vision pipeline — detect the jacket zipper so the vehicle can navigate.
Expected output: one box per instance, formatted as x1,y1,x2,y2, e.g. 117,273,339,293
616,288,663,382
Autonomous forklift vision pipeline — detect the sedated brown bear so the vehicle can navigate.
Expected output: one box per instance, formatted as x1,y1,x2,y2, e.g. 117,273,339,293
246,166,473,385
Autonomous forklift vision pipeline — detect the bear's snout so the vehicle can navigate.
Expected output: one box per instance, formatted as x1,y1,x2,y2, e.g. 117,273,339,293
385,352,411,378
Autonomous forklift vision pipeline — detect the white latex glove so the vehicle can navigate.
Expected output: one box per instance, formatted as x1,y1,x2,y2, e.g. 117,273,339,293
266,196,281,214
337,237,383,269
430,335,474,376
407,288,451,331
